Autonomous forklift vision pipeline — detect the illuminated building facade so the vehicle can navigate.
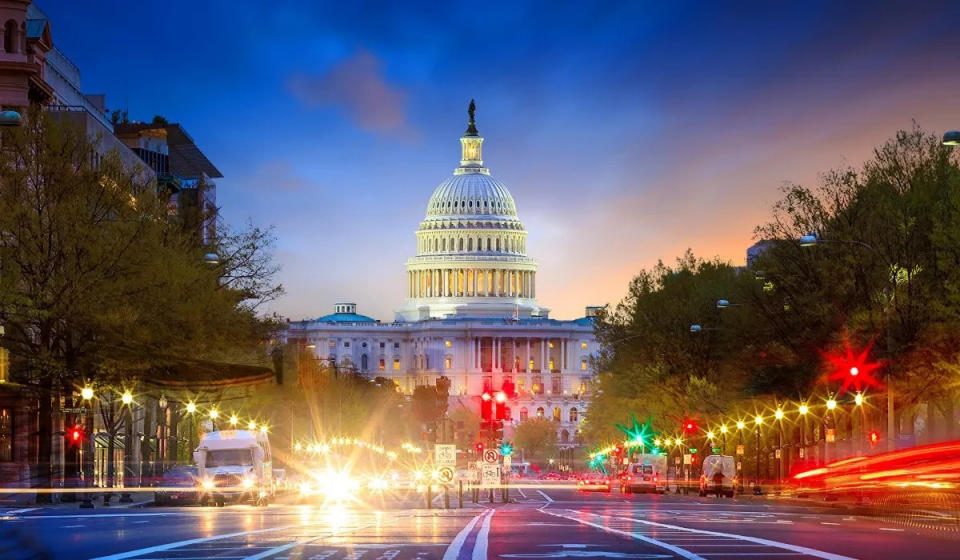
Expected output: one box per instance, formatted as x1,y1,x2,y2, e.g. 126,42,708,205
285,104,599,446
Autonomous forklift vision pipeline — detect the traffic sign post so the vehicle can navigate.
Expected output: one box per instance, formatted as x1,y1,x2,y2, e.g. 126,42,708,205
483,448,501,464
435,444,456,466
437,466,455,484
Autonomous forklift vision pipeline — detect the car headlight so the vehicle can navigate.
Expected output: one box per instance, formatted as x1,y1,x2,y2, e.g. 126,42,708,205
242,478,254,489
201,479,214,490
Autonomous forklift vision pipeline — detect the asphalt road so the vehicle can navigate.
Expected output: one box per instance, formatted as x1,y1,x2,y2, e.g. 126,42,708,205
1,485,957,560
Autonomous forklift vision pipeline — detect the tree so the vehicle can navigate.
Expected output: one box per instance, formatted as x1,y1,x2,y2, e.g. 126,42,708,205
513,417,558,465
0,110,281,497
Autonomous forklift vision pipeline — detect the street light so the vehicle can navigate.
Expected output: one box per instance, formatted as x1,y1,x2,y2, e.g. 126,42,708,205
81,386,94,401
248,421,257,431
854,392,864,406
774,409,784,420
121,391,133,405
826,398,837,411
753,415,763,494
798,404,809,416
229,414,239,426
185,402,197,414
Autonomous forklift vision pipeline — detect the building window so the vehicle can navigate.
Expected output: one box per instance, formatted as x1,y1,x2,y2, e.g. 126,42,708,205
329,341,336,348
0,407,12,462
551,375,561,394
517,377,525,392
548,359,555,371
532,376,543,395
444,357,452,369
528,359,535,371
393,359,400,371
362,342,367,348
552,407,561,422
569,408,578,423
445,340,452,348
394,342,400,349
344,342,350,348
561,429,570,443
580,341,588,350
380,342,385,349
579,381,587,394
580,359,588,371
536,407,544,418
361,354,368,371
379,359,385,371
548,342,554,349
520,407,528,421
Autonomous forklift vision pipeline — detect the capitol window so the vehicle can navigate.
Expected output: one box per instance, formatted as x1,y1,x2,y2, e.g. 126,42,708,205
580,341,588,350
380,342,385,349
344,342,350,348
536,407,545,418
394,342,400,349
445,340,452,348
393,358,400,370
379,359,385,371
444,357,452,369
328,341,336,348
580,359,588,371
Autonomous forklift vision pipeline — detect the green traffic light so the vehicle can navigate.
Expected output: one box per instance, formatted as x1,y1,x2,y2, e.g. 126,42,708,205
500,443,513,456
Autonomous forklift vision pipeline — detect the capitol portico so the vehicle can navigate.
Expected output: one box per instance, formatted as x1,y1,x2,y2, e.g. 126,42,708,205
285,102,598,446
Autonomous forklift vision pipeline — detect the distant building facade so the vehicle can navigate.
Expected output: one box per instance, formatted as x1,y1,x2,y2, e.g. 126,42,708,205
285,105,600,448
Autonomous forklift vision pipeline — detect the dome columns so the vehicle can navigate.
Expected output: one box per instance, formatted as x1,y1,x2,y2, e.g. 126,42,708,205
407,266,535,299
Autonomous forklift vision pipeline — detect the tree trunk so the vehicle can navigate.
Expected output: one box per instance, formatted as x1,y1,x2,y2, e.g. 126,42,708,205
943,399,956,441
35,382,53,504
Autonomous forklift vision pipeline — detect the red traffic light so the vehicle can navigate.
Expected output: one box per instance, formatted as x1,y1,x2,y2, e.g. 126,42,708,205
481,392,492,401
475,442,484,453
495,391,507,403
868,430,880,445
67,426,83,446
682,417,698,434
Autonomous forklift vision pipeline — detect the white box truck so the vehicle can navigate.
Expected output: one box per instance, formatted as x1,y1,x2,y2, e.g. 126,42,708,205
194,429,274,506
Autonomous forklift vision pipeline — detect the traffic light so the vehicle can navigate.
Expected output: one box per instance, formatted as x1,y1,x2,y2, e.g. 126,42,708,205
501,378,515,398
480,392,493,420
67,426,83,447
500,442,513,456
493,420,504,442
475,441,484,454
495,391,507,420
868,430,880,447
682,417,698,435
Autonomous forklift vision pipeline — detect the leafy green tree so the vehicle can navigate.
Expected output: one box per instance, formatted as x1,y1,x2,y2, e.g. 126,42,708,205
513,417,558,465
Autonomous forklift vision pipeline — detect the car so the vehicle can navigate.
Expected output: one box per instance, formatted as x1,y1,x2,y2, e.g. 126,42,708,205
620,462,666,494
578,472,612,492
154,466,200,506
540,471,563,480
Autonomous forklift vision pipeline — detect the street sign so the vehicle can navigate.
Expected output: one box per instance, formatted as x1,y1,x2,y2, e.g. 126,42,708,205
826,428,836,443
688,448,698,453
60,407,87,414
735,444,745,455
434,444,456,466
674,456,680,465
437,465,455,484
483,448,501,464
683,453,692,465
481,464,499,486
711,447,722,454
775,449,782,459
798,448,805,458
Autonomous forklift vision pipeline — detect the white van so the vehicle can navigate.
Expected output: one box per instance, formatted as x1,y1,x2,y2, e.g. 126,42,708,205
699,454,736,497
194,429,274,506
620,454,667,494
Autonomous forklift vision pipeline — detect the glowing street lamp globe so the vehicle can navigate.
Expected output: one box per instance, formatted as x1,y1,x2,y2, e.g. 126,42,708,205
229,414,239,426
121,391,133,405
80,387,94,401
774,409,784,420
798,404,809,415
736,420,746,430
826,399,837,410
208,409,219,420
754,415,763,426
854,393,864,406
186,402,197,414
719,425,728,434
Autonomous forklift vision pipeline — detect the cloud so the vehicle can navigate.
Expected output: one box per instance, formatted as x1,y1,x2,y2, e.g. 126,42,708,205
253,160,311,192
287,51,412,135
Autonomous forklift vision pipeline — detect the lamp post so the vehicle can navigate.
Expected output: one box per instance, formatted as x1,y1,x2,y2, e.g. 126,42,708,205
119,391,135,503
158,395,168,474
736,420,746,491
825,397,837,463
185,402,198,460
799,232,895,451
774,408,784,488
753,415,763,494
80,386,96,509
798,404,809,465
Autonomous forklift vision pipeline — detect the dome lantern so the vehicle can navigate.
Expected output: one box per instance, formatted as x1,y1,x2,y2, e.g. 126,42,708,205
458,99,486,174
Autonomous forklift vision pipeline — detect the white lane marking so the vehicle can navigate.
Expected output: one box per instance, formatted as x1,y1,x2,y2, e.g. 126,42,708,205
820,522,841,526
89,523,303,560
472,508,493,560
14,512,174,520
61,524,85,528
611,514,857,560
517,488,528,499
241,513,412,560
5,507,40,514
878,527,904,532
536,490,554,503
540,509,705,560
442,509,490,560
700,554,801,557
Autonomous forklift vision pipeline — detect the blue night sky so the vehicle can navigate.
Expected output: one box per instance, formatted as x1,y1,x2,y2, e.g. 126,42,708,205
39,1,960,320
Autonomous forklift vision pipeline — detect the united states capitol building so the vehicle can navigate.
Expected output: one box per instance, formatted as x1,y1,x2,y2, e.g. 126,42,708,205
285,103,599,445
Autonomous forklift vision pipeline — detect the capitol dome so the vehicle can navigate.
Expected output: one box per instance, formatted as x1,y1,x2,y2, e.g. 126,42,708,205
396,101,546,322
